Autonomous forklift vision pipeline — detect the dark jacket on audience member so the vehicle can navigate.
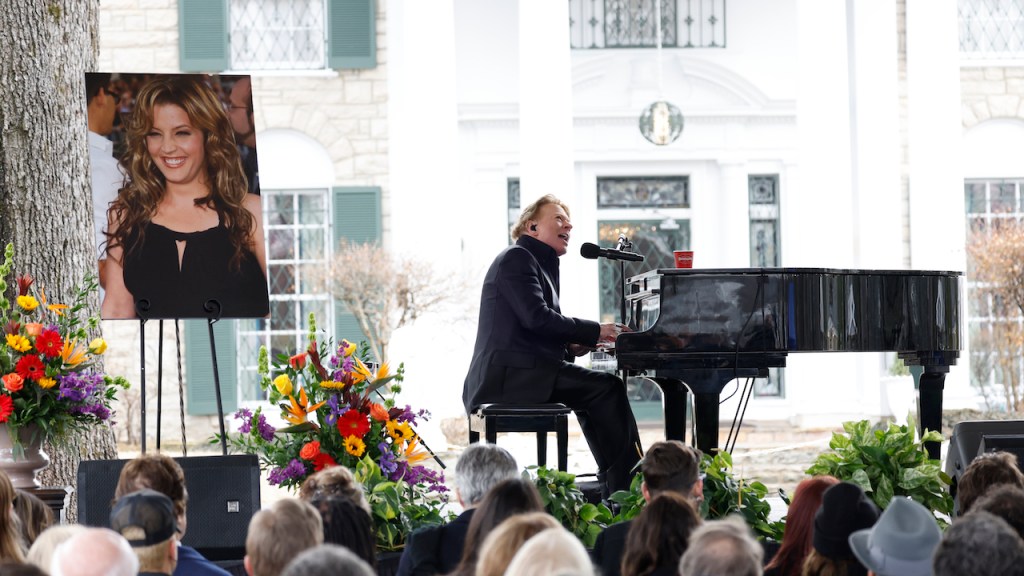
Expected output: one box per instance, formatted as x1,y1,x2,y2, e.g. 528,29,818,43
396,509,476,576
592,519,633,576
175,544,231,576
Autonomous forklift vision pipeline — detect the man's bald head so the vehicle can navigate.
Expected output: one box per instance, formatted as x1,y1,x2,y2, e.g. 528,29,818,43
50,528,139,576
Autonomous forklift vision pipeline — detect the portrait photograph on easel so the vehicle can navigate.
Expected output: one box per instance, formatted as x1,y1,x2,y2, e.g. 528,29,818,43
88,72,269,321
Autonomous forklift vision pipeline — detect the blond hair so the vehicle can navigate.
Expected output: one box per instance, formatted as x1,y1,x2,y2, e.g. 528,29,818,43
504,527,594,576
245,499,323,576
474,512,561,576
510,194,570,241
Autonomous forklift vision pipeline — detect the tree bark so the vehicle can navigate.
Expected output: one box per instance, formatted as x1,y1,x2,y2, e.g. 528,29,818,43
0,1,114,523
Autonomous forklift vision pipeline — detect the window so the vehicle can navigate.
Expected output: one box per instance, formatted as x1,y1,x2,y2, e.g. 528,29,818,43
179,0,376,72
960,0,1024,60
507,177,520,244
749,174,784,397
569,0,726,49
965,179,1024,399
238,188,333,401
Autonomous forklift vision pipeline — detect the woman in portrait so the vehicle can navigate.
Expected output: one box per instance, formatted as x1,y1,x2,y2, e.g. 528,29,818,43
102,75,268,319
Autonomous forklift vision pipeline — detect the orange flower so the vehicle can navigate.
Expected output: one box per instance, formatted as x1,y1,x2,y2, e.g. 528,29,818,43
299,440,321,461
23,323,42,337
289,352,307,370
369,403,389,422
1,374,23,393
39,287,67,317
283,387,327,426
61,339,86,366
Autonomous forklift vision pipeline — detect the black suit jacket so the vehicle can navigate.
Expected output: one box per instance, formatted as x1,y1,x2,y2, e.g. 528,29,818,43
462,236,601,412
395,509,475,576
592,519,632,576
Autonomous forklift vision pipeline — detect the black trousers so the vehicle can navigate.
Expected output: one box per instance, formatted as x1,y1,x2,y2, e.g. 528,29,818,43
548,362,643,495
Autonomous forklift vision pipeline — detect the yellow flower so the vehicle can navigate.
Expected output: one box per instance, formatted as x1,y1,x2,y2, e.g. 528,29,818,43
16,296,38,311
88,338,107,355
340,340,357,357
375,362,391,381
344,435,366,457
352,358,372,384
5,334,30,353
386,420,414,442
61,339,87,366
320,380,346,390
273,374,293,396
38,377,56,390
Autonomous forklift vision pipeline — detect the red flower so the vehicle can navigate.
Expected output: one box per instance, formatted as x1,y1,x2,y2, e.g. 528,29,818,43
0,395,12,423
336,410,370,438
299,440,321,461
16,274,32,297
289,353,307,370
1,374,23,393
313,453,337,471
34,330,62,358
15,355,44,381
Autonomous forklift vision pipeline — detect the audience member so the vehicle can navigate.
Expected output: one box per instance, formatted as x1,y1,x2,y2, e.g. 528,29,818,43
27,525,86,573
933,511,1024,576
280,544,374,576
115,452,231,576
620,492,701,576
971,483,1024,539
309,497,376,569
299,462,370,514
593,440,703,576
50,528,139,576
448,477,545,576
397,443,518,576
678,515,763,576
14,490,53,548
109,489,179,576
848,497,940,576
763,476,839,576
802,481,879,576
226,76,259,195
504,526,596,576
244,499,323,576
955,450,1024,515
0,563,45,576
0,472,23,562
474,512,562,576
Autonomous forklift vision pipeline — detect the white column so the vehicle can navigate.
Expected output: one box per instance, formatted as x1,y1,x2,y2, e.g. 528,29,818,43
847,0,903,270
518,0,575,206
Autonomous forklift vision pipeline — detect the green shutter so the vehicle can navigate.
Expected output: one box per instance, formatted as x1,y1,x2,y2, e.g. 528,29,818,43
327,0,377,69
179,0,230,72
332,187,381,344
185,319,239,416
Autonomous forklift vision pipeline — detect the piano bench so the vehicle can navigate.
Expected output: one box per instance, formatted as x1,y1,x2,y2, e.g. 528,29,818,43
467,403,571,472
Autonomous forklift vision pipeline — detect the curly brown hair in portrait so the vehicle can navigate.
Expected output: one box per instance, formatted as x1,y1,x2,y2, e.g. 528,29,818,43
106,75,255,270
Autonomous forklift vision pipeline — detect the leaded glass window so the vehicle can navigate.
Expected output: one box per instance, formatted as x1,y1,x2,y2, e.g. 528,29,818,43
230,0,327,70
959,0,1024,59
508,177,520,244
237,188,333,401
749,174,783,396
597,176,689,209
570,0,727,49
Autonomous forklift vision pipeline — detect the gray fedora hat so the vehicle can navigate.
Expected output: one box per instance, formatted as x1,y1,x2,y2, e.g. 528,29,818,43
848,497,941,576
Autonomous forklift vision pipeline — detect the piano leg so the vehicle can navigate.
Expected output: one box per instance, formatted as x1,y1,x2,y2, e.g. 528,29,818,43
652,378,688,443
694,392,720,453
918,369,946,461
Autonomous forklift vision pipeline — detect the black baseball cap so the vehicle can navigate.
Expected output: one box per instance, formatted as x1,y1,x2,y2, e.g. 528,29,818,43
110,489,178,547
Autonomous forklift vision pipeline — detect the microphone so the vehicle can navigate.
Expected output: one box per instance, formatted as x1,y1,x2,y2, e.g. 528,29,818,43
580,242,644,262
616,233,627,251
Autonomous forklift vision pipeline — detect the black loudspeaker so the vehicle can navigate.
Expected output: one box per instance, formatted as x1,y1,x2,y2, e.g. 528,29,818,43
77,454,261,561
945,420,1024,517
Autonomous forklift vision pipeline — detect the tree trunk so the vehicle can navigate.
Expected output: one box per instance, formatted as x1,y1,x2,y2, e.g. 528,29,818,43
0,1,114,523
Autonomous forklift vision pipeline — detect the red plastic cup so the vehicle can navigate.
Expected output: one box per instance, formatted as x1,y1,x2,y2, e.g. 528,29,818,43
673,250,694,268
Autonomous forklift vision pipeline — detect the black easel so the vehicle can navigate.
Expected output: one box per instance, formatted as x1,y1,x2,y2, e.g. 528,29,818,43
136,299,228,456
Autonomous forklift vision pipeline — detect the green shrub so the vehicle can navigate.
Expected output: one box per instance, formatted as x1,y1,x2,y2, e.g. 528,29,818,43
701,451,786,542
805,418,952,526
524,466,612,548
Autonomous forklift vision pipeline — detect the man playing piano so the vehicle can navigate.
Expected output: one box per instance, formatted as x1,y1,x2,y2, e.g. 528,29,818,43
462,194,643,497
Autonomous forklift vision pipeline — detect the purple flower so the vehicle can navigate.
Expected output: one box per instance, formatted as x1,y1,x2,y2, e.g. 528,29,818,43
395,405,428,426
325,395,347,427
255,413,275,442
57,372,103,402
378,443,398,475
267,459,308,485
69,403,111,421
235,409,254,434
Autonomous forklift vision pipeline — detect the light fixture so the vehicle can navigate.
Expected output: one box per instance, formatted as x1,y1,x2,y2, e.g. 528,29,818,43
639,0,684,146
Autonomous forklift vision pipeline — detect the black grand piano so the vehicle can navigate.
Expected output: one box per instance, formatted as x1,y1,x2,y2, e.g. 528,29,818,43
614,268,962,459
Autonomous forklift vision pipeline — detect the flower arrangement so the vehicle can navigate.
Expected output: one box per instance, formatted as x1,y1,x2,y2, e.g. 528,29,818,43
222,314,449,550
0,243,128,454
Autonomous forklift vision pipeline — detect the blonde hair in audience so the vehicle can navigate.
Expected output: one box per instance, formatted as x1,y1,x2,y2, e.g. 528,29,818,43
14,490,54,547
474,512,562,576
503,527,595,576
26,525,86,572
245,499,323,576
